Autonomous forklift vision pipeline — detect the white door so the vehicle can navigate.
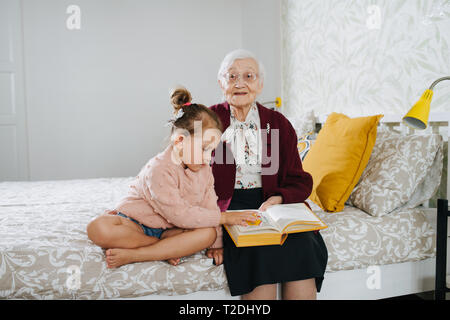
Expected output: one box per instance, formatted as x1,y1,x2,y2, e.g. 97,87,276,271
0,0,29,181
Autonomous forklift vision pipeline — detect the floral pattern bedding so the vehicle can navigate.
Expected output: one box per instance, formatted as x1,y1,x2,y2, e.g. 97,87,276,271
0,177,435,299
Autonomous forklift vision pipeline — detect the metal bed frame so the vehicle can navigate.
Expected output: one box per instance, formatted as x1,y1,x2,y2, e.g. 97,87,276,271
436,199,450,300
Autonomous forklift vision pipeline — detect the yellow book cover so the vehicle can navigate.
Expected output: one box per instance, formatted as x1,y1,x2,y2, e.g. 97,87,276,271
224,203,327,247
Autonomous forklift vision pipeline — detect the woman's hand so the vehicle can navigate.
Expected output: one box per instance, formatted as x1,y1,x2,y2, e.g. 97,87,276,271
220,210,258,226
258,195,283,212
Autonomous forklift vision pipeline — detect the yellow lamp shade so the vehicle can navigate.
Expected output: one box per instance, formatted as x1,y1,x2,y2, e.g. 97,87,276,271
402,89,433,130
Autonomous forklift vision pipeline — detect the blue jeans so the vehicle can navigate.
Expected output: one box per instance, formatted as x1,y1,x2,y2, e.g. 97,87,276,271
116,212,165,239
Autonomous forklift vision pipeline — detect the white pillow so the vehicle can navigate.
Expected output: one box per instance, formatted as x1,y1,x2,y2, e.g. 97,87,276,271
349,131,443,216
287,109,316,137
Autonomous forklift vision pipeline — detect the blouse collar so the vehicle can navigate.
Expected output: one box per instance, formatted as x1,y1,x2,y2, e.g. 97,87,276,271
229,102,258,123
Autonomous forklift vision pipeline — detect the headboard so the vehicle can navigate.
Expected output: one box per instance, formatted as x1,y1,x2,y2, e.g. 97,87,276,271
314,112,450,207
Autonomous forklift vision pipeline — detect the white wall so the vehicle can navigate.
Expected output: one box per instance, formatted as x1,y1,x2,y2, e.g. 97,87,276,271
6,0,281,181
281,0,450,119
241,0,281,103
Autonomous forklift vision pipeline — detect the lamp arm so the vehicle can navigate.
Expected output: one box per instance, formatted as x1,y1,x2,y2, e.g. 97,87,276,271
429,76,450,90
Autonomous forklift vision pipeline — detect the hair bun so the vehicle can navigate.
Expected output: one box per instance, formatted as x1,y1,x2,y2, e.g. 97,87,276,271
170,86,192,114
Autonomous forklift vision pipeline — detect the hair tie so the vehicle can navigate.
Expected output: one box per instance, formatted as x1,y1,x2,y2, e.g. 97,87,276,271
174,108,184,120
173,102,192,122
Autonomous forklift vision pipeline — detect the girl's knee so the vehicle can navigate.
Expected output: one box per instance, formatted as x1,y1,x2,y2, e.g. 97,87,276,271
201,227,217,245
87,215,115,247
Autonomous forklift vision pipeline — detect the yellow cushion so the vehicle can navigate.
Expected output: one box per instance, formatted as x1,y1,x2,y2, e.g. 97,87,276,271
302,112,383,212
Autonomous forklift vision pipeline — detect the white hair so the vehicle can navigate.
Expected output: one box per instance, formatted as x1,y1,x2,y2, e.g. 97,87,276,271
217,49,265,86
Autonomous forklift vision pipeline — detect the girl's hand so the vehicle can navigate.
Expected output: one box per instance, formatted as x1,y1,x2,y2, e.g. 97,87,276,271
220,211,258,226
206,248,224,266
258,195,283,212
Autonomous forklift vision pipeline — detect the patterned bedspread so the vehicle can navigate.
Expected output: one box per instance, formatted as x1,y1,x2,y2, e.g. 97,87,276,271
0,177,435,299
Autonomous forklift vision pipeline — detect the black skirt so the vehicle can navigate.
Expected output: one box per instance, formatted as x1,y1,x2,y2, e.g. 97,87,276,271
223,188,328,296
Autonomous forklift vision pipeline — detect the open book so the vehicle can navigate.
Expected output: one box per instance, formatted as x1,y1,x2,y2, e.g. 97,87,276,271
224,202,327,247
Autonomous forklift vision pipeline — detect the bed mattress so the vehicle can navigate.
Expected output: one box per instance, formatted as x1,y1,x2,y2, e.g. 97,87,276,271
0,177,435,299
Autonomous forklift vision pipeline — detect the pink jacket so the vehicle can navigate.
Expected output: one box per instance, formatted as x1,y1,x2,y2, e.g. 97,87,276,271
114,145,223,248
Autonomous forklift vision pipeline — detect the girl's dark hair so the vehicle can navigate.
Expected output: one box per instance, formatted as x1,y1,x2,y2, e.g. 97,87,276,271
169,87,223,134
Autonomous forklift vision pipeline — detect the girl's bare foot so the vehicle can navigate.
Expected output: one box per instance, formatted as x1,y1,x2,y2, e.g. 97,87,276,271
167,257,181,266
105,248,136,268
106,248,182,267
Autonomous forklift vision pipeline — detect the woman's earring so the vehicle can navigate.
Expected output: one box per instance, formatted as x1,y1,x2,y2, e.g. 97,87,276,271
266,123,270,134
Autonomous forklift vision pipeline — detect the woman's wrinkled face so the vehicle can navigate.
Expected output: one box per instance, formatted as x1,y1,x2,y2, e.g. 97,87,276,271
219,58,263,108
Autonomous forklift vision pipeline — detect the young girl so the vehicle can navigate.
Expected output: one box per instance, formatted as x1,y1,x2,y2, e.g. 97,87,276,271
87,87,257,268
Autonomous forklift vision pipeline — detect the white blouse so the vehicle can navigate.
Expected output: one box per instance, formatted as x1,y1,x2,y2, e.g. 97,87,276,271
222,103,262,189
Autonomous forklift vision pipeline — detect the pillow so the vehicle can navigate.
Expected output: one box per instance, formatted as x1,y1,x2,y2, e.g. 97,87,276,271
297,131,316,161
302,112,383,212
348,131,443,216
287,109,316,137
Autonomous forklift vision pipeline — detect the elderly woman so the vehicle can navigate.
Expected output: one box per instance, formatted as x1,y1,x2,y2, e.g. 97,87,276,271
207,49,328,300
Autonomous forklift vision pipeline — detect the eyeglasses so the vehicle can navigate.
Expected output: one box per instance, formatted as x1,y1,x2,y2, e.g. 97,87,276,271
224,72,259,84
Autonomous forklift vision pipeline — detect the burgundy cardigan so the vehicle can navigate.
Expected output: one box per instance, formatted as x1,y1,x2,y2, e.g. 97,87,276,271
209,102,313,212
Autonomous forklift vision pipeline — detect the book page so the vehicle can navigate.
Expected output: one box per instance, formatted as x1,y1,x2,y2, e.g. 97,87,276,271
276,217,324,231
226,209,281,233
266,203,320,223
236,211,280,233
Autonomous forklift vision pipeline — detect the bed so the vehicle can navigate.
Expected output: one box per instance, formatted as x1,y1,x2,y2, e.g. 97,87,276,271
0,112,447,300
